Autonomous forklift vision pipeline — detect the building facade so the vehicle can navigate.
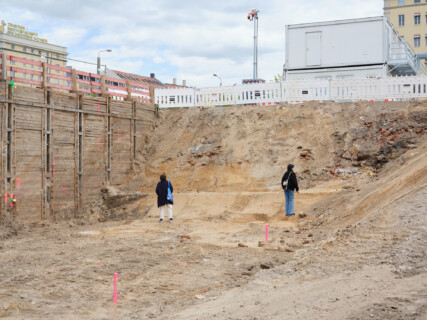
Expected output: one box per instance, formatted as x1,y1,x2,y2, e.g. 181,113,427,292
0,20,69,87
384,0,427,64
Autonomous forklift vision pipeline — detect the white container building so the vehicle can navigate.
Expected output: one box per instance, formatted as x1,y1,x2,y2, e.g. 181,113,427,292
284,16,426,80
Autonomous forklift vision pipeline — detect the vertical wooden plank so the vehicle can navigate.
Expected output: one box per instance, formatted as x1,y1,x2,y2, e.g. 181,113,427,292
14,104,43,222
52,110,76,219
149,86,155,104
126,80,132,101
101,75,106,96
0,82,5,223
72,69,77,93
131,101,136,168
42,62,47,89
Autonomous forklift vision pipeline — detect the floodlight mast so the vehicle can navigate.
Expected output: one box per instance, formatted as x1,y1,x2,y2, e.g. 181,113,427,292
248,9,259,80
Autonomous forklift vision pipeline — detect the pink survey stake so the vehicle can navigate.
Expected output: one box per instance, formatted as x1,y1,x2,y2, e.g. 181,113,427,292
113,273,118,304
265,225,268,243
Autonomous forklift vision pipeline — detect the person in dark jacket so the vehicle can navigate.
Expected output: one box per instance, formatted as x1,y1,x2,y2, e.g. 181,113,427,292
281,164,299,216
155,173,174,223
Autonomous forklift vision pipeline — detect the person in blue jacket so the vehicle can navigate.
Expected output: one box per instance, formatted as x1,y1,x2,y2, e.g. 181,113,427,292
156,173,174,223
281,164,299,216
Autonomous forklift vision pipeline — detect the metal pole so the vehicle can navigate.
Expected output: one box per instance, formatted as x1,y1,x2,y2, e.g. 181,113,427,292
252,10,259,80
97,56,101,75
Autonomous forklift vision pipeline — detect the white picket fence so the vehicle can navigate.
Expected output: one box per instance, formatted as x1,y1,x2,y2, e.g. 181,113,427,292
155,76,427,108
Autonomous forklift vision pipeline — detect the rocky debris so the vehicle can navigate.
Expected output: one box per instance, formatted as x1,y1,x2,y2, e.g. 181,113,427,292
190,142,223,159
238,243,248,248
286,239,303,249
299,213,307,218
258,241,265,247
101,187,147,210
260,263,273,270
180,235,191,240
300,149,313,160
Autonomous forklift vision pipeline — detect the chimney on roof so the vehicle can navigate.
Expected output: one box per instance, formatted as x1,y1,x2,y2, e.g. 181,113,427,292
173,78,177,85
150,73,155,78
182,80,187,87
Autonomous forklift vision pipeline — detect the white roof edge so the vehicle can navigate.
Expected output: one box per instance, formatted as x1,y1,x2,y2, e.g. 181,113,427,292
287,16,385,29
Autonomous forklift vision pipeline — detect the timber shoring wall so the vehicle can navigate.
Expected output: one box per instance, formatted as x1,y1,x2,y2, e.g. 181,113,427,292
0,81,157,224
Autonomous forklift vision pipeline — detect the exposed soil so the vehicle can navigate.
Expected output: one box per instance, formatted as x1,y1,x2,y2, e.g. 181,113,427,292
0,101,426,319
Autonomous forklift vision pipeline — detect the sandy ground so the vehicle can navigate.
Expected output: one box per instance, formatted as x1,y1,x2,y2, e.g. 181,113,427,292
0,102,426,319
1,150,426,319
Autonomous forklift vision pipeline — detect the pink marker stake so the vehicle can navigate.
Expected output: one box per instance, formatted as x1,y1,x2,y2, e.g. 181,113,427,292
265,225,269,244
113,273,118,304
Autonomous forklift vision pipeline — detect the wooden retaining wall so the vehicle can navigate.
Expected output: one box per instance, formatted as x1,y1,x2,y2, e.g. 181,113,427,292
0,81,157,224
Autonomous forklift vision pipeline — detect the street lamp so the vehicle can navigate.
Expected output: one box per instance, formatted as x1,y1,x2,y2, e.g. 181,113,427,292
213,73,222,86
97,49,112,75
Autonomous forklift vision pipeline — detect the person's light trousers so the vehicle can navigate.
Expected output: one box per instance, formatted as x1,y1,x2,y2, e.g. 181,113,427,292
160,204,173,220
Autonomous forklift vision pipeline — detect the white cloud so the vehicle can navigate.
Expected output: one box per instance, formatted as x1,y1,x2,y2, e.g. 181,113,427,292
2,0,383,86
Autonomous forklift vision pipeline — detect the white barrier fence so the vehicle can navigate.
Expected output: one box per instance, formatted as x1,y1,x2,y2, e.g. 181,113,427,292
155,76,427,108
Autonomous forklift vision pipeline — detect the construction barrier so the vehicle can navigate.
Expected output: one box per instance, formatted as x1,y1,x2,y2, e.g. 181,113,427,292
155,76,427,108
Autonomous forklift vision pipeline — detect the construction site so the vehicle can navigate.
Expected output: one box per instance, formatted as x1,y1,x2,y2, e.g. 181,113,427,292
0,76,426,319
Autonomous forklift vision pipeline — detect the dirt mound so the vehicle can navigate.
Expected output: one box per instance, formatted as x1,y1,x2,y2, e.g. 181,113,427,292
127,101,425,194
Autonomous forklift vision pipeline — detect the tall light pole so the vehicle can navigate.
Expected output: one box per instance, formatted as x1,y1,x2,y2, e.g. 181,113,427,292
248,9,259,80
213,73,222,86
97,49,112,75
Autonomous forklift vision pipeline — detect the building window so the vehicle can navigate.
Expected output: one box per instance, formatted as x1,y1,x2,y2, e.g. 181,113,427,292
414,0,420,3
398,0,405,4
30,74,34,80
425,35,427,46
38,50,42,55
55,79,59,85
30,48,34,54
10,44,15,50
10,71,15,77
23,63,26,67
414,35,421,47
399,15,405,26
10,60,15,65
38,76,42,82
414,13,421,25
23,47,27,52
56,53,59,59
47,78,50,83
22,73,26,79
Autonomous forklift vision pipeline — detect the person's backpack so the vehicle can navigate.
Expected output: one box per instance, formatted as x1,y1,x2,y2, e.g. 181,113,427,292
282,172,292,188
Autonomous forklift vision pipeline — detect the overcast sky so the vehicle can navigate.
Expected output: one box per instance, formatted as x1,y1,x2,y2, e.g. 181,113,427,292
3,0,382,86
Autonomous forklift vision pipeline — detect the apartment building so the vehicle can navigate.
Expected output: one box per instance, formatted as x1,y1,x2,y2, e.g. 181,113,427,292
384,0,427,64
0,20,69,86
